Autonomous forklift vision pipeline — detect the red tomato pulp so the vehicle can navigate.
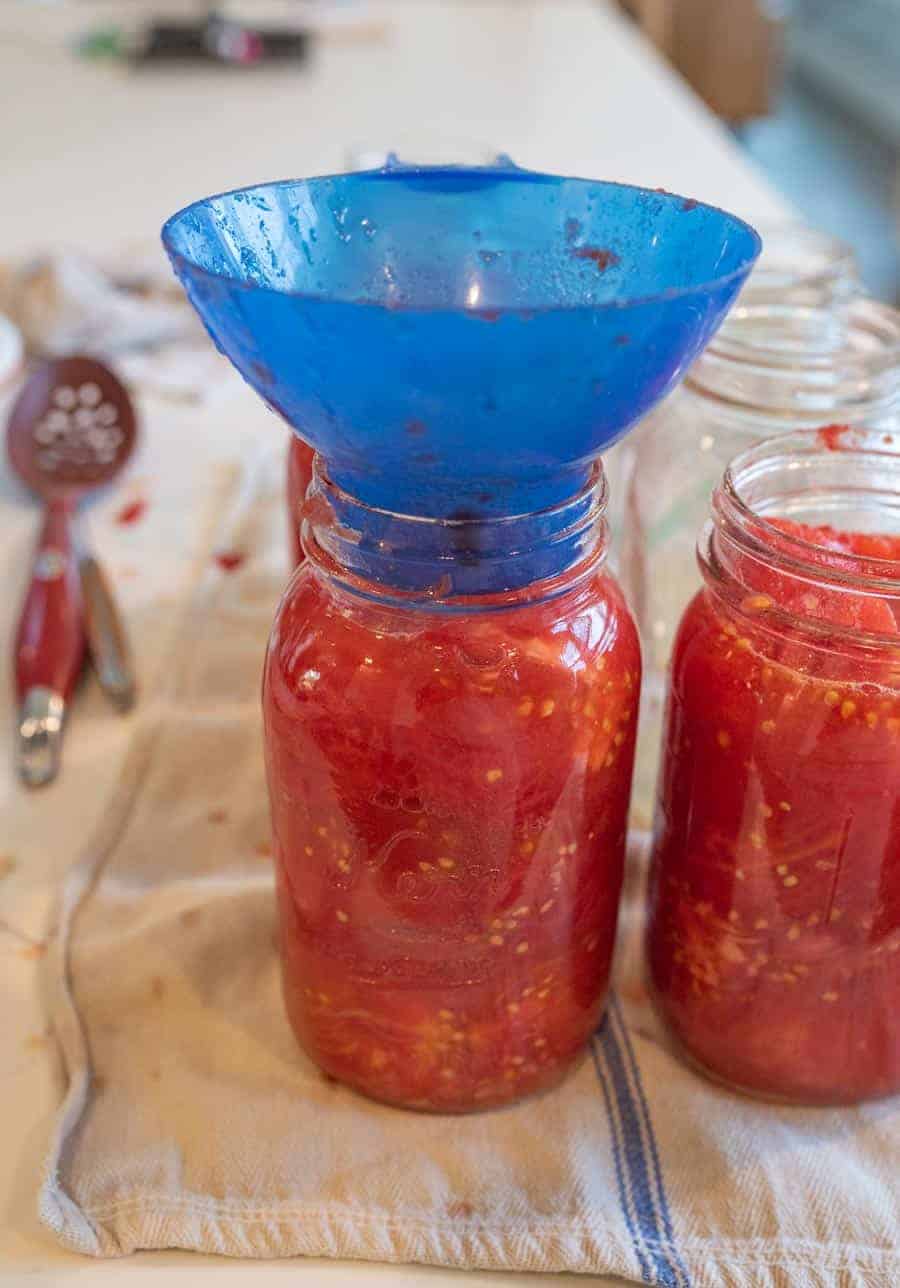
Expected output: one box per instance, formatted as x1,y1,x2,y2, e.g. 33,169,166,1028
264,566,640,1110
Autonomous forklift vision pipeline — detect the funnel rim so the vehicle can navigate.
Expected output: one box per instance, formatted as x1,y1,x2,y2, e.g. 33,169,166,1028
161,168,762,316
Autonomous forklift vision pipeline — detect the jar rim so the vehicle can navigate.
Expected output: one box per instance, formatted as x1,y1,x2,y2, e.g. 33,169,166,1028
739,221,857,295
687,299,900,414
302,456,610,608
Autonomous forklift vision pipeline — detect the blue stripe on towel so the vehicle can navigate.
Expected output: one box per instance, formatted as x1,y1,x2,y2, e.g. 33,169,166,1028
590,1037,653,1284
610,997,692,1287
593,998,691,1286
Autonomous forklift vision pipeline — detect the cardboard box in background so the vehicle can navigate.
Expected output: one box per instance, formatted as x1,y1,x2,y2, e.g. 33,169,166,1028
619,0,785,123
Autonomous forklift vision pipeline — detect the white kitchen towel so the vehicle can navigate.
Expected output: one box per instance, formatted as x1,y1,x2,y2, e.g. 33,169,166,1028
40,439,900,1286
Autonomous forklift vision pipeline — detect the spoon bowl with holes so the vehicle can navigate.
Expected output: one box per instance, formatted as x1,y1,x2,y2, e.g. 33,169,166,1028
7,356,138,787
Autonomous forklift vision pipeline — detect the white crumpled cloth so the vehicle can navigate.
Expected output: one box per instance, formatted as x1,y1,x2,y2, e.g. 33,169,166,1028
0,247,230,403
40,437,900,1286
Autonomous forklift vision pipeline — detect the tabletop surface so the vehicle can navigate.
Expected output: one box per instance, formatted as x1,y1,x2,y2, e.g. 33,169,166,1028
0,2,784,1283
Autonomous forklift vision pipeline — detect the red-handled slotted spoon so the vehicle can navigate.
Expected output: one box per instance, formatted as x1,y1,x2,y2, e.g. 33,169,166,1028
8,356,138,787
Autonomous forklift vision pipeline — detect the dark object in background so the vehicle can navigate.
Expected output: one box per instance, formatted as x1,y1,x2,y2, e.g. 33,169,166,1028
619,0,785,124
135,14,310,66
77,13,310,68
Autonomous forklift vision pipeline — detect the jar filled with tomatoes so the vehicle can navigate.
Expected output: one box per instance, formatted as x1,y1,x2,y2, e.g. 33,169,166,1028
264,457,640,1111
647,426,900,1104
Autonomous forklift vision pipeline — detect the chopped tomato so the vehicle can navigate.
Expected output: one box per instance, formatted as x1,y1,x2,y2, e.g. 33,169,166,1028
734,518,899,637
264,567,639,1110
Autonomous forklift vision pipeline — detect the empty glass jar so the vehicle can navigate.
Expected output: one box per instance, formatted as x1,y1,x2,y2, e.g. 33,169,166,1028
606,222,857,597
623,297,900,822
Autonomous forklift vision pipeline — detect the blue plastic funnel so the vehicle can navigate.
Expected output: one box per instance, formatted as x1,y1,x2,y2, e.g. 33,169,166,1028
162,163,760,519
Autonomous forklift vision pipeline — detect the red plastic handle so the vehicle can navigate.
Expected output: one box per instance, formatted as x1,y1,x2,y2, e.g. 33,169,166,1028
14,498,85,703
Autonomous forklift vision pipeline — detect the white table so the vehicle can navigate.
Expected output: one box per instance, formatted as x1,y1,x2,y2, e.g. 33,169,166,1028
0,3,784,1283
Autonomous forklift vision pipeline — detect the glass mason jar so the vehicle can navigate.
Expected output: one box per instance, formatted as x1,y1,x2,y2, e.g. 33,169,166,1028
628,297,900,676
263,460,640,1112
623,297,900,823
286,435,314,568
647,427,900,1105
606,221,857,586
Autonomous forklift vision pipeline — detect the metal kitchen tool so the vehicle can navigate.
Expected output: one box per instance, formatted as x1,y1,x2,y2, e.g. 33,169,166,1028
8,356,137,786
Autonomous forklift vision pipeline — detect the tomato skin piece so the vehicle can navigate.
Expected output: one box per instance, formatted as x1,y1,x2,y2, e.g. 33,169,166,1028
648,572,900,1105
286,437,314,568
264,565,640,1111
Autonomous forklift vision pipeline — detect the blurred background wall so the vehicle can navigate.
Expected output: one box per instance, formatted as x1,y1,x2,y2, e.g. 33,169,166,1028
619,0,900,302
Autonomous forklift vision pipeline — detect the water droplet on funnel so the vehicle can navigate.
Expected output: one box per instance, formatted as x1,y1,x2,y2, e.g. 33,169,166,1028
240,245,264,278
331,206,352,244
